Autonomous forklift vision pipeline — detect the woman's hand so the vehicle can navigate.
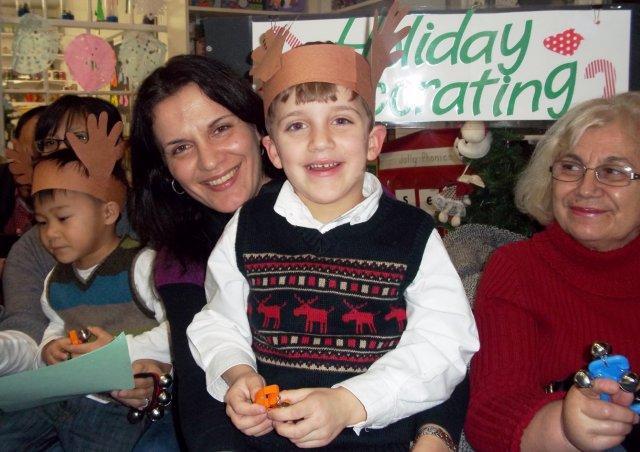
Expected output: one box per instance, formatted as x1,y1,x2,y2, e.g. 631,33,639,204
111,359,173,409
561,378,638,451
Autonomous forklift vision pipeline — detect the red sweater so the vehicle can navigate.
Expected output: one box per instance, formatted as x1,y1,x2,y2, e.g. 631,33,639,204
465,222,640,451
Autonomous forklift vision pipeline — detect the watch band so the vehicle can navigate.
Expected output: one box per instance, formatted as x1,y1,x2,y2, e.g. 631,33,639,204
410,424,456,451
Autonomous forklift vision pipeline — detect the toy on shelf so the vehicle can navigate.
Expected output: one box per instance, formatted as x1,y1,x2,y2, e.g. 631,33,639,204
574,341,640,414
254,384,289,409
106,0,118,22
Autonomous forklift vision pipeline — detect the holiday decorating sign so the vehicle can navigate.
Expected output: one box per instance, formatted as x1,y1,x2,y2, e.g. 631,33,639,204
252,9,632,123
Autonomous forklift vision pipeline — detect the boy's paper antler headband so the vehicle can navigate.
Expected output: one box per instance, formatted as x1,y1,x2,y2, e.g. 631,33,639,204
30,112,127,208
250,0,410,115
6,139,34,186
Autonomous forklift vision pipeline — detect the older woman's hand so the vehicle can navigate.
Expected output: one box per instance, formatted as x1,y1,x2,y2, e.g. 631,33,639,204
561,378,638,451
111,359,173,409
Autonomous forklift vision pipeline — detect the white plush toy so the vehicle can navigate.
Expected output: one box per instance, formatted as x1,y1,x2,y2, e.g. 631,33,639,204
455,121,491,188
454,121,492,159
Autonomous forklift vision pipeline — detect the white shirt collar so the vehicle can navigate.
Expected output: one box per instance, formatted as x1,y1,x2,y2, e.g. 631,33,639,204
273,172,383,234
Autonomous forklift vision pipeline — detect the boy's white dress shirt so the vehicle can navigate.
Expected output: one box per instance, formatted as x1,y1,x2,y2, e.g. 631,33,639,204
188,173,479,431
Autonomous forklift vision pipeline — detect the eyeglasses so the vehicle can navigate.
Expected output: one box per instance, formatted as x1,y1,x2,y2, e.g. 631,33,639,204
36,132,89,155
550,160,640,187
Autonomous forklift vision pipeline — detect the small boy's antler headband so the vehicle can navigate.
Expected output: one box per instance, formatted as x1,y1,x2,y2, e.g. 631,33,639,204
250,0,409,115
31,112,127,208
6,140,34,186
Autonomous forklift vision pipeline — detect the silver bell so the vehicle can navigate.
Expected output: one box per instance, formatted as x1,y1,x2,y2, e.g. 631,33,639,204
127,409,145,424
159,373,173,388
78,328,92,342
619,371,639,393
590,342,612,359
148,406,164,422
157,390,172,407
574,369,593,389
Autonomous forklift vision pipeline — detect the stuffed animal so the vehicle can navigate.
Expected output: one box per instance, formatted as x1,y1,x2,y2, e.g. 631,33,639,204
454,121,492,159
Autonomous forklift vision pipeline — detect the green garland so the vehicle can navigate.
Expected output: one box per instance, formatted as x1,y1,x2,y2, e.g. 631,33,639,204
464,128,541,237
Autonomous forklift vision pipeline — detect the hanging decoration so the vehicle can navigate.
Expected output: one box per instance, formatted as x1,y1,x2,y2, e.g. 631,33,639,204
11,14,59,75
433,184,472,228
133,0,166,19
118,32,166,88
64,34,116,91
464,129,541,237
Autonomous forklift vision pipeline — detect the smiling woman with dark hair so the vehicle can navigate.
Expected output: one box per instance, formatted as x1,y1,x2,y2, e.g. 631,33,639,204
466,91,640,452
129,54,283,450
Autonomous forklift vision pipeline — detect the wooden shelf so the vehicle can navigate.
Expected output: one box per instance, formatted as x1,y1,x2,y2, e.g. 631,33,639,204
188,6,300,16
4,79,70,85
3,88,132,95
1,17,167,32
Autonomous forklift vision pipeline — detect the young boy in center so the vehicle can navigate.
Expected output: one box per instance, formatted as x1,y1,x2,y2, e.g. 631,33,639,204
188,2,479,450
0,98,171,451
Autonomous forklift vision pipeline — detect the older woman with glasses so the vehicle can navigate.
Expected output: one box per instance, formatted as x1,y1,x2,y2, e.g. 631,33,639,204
465,91,640,452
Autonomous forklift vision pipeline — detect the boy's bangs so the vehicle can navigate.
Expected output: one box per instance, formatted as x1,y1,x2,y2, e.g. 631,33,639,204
278,82,359,105
266,82,373,132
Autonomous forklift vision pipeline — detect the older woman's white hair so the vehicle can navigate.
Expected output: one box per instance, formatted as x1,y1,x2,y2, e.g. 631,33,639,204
515,91,640,224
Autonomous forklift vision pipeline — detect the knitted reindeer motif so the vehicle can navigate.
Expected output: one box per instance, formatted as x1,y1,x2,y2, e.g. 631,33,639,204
256,294,287,329
293,294,333,334
342,300,378,334
384,306,407,331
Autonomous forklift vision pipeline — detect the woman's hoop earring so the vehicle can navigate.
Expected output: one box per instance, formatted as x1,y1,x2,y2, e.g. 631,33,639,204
171,179,185,195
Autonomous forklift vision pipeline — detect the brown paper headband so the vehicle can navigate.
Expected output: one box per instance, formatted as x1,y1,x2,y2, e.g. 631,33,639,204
250,0,410,115
30,112,127,209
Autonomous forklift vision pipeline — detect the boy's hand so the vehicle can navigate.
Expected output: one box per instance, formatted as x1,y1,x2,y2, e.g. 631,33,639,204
112,359,173,409
562,378,638,451
268,387,366,448
65,326,113,357
42,337,73,364
223,365,272,436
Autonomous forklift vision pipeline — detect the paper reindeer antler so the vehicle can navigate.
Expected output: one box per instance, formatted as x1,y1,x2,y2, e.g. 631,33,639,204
250,24,291,91
66,111,125,181
250,0,409,115
6,139,34,186
31,112,127,208
368,0,410,89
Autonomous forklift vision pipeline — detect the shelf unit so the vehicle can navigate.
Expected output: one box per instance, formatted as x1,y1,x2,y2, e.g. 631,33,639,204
1,1,168,153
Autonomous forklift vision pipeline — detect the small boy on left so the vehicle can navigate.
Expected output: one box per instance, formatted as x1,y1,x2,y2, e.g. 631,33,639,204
0,101,170,451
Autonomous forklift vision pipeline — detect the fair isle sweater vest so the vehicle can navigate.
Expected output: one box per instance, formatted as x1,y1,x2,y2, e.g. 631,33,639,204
236,191,434,450
47,236,158,335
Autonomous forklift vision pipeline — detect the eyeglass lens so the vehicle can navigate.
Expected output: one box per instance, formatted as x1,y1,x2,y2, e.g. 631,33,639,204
36,132,89,154
551,160,634,186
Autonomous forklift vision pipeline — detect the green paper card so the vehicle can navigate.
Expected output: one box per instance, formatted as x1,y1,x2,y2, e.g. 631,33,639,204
0,333,134,412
